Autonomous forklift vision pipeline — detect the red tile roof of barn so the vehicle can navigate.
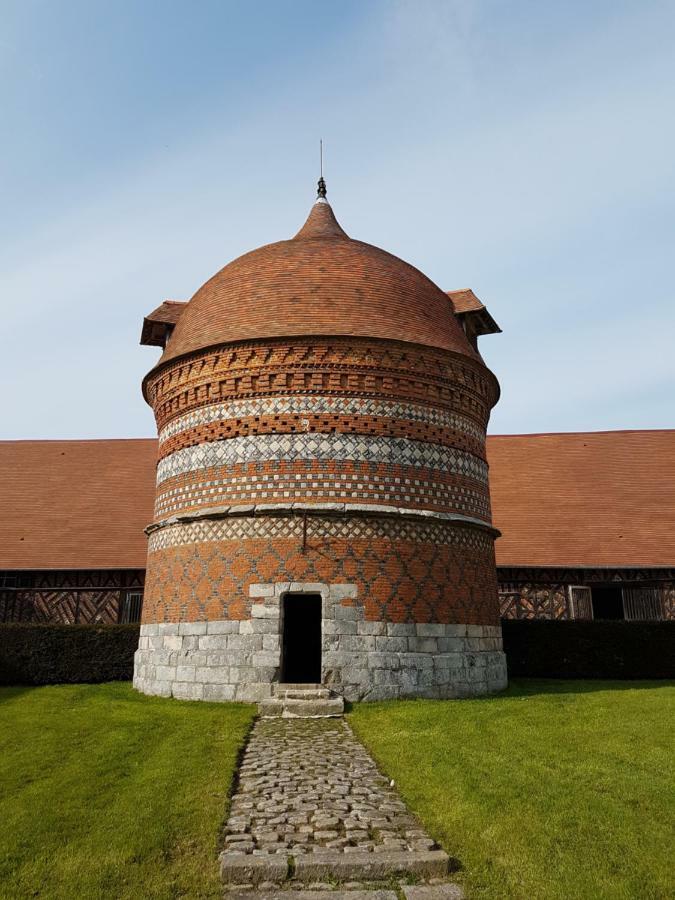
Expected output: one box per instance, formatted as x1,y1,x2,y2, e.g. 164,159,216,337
1,430,673,570
488,429,675,568
151,197,481,371
0,439,157,570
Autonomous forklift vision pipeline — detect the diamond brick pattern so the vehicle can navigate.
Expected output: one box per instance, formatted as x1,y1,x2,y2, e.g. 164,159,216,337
156,433,488,485
143,515,498,626
148,515,494,552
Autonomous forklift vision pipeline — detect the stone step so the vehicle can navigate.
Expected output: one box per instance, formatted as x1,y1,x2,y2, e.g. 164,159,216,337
220,848,450,884
258,695,345,718
272,683,326,696
278,689,332,700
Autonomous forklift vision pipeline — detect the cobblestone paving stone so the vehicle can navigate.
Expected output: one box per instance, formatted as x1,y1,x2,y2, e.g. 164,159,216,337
222,718,440,860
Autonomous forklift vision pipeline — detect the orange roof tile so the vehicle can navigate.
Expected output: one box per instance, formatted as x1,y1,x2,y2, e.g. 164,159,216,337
151,200,482,372
488,430,675,568
0,440,157,570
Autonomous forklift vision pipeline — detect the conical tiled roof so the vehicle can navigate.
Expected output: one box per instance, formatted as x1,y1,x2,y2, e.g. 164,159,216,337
155,197,481,367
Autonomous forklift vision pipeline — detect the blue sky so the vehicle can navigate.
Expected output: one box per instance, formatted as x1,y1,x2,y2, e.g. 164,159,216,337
2,0,674,438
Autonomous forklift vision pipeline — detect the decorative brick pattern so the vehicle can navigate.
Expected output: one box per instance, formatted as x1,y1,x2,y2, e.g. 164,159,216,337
158,396,486,446
142,514,499,627
156,433,489,485
145,338,498,433
153,464,491,520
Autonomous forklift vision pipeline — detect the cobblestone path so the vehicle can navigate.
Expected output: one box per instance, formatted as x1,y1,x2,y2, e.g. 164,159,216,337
220,718,451,888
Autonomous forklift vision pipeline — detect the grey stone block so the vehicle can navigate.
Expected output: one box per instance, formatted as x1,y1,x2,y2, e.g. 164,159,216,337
178,622,207,635
157,623,180,635
250,618,279,634
207,620,240,634
175,666,195,682
386,622,416,637
143,680,171,698
163,635,183,651
251,604,278,619
253,651,280,668
415,623,447,637
289,581,329,594
376,636,408,652
155,665,176,681
248,583,275,598
227,634,263,650
324,619,357,636
329,583,357,600
203,683,236,701
437,638,465,653
415,638,439,654
171,682,204,701
198,635,229,650
293,849,449,881
196,666,230,683
219,851,288,884
226,893,397,900
358,620,386,636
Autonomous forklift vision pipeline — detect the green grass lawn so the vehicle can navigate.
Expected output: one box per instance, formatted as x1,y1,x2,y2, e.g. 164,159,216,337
2,681,673,899
0,683,254,899
349,680,675,900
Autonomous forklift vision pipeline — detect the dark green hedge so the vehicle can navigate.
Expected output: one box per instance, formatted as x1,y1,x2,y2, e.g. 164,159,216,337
502,619,675,679
0,624,140,685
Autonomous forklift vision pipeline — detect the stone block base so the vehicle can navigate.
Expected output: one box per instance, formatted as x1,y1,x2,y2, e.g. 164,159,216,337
134,582,506,701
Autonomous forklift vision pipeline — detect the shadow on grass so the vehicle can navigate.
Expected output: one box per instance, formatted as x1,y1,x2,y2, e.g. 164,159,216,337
345,678,675,711
0,685,37,704
507,677,675,697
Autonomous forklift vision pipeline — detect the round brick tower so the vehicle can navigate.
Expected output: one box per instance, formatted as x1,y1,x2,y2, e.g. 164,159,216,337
133,185,507,702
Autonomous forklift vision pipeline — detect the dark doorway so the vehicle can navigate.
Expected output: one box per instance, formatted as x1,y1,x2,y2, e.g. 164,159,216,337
591,585,625,620
281,593,322,683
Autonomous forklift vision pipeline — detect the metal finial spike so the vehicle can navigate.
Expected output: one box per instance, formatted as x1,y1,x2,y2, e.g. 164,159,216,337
317,139,327,198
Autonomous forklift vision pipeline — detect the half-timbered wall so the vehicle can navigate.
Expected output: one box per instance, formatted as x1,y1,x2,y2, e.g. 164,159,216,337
498,568,675,621
0,570,145,624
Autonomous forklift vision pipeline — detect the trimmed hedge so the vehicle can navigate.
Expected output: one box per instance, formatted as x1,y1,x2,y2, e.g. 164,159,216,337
0,624,140,685
502,619,675,679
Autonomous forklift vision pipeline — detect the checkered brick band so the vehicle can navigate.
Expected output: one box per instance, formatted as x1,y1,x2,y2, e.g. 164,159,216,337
157,396,485,445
